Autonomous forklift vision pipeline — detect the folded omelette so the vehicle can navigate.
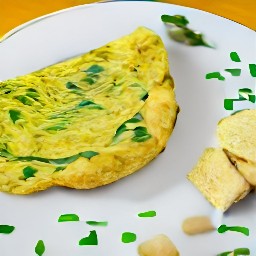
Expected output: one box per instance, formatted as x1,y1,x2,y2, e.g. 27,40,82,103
0,27,179,194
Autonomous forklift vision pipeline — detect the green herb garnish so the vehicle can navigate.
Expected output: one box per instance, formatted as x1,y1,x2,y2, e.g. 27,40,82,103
224,69,241,76
23,166,38,179
26,91,39,99
49,155,79,166
82,65,104,84
249,64,256,77
217,248,250,256
161,14,213,48
79,230,98,246
77,100,103,110
46,123,68,131
138,210,156,218
0,225,15,234
233,248,250,255
79,151,99,159
121,232,137,243
35,240,45,256
9,109,21,123
66,82,80,90
54,166,66,172
224,88,256,110
205,72,225,81
161,14,189,27
0,150,99,169
132,126,152,142
58,214,80,222
217,224,249,236
217,251,232,256
230,52,241,62
82,77,96,85
238,88,255,101
85,65,104,74
16,95,33,106
141,92,149,101
86,221,108,227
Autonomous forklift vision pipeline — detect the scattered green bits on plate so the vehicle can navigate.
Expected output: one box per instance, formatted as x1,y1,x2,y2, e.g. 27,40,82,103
79,230,98,246
217,224,249,236
35,240,45,256
249,64,256,77
58,214,80,222
121,232,137,243
138,210,157,218
86,221,108,227
205,72,225,81
230,51,241,62
0,225,15,234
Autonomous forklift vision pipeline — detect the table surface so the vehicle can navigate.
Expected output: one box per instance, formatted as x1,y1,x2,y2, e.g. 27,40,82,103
0,0,255,38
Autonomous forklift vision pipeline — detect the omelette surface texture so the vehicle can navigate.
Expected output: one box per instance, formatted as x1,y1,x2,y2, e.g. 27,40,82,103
0,27,178,194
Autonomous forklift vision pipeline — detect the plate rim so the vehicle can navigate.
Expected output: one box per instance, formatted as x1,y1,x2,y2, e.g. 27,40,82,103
0,1,254,44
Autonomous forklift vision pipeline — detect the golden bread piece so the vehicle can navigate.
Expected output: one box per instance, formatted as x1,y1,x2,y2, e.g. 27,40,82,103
0,27,179,194
138,234,179,256
187,148,250,211
217,109,256,185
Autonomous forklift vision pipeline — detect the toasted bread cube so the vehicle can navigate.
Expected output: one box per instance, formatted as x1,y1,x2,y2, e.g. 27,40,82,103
138,234,179,256
217,110,256,186
187,148,251,211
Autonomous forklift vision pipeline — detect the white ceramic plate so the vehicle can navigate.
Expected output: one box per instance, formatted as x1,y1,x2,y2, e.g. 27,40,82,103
0,2,255,255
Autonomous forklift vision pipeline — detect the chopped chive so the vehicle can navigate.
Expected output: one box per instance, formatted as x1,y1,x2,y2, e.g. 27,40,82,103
238,88,255,101
141,92,149,101
9,109,21,123
133,113,143,120
217,248,250,256
132,126,152,142
249,64,256,77
23,166,38,179
114,123,128,139
230,52,241,62
35,240,45,256
0,149,99,167
205,72,225,81
126,118,141,124
78,100,103,109
50,155,79,166
138,210,156,218
26,92,39,99
233,248,250,255
182,29,212,47
54,166,66,172
82,77,95,85
224,98,238,110
79,151,99,159
84,65,104,74
0,225,15,234
16,95,33,105
79,230,98,246
224,68,241,76
58,214,80,222
217,251,233,256
161,14,189,27
121,232,137,243
66,82,80,90
27,88,37,92
217,224,249,236
86,221,108,227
